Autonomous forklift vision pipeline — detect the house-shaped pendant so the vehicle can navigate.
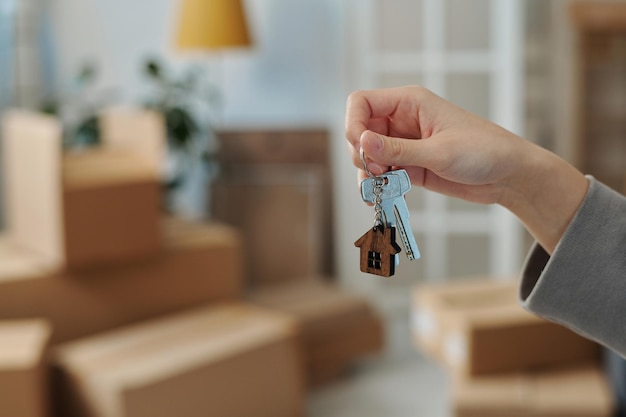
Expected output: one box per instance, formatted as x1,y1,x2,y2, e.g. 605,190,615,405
354,225,401,277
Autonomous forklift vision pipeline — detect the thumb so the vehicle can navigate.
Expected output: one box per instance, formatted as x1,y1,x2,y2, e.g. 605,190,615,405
360,130,436,173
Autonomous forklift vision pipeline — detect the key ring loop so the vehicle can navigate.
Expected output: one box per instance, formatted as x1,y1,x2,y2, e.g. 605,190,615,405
360,147,375,178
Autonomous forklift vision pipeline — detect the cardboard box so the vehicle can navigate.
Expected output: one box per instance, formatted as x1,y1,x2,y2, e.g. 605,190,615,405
0,236,58,276
98,107,166,173
0,319,52,417
247,279,384,386
307,310,383,386
0,219,243,343
1,110,64,267
1,109,161,270
411,278,599,376
62,150,161,269
411,278,519,361
54,303,305,417
453,364,614,417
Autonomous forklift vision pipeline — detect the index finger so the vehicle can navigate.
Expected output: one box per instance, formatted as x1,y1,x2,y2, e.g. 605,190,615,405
345,86,423,149
344,90,385,148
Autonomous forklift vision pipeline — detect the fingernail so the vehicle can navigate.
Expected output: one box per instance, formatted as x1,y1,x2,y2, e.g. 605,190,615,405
365,131,383,152
372,134,383,152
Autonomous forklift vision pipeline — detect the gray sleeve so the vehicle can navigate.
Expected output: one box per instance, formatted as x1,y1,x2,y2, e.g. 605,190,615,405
520,176,626,357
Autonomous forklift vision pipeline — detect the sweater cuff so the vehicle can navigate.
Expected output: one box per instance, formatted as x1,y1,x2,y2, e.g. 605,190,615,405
519,176,626,356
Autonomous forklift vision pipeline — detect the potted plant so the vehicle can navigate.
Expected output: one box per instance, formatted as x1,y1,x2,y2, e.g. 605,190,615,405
140,57,220,219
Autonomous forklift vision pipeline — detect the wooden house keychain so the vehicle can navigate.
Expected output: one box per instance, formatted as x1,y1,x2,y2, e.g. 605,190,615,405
354,149,401,277
354,148,421,277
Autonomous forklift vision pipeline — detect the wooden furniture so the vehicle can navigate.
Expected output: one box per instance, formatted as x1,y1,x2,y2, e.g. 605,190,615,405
212,129,333,287
571,2,626,192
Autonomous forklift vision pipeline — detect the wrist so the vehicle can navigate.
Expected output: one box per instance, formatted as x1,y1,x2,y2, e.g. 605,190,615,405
498,142,588,254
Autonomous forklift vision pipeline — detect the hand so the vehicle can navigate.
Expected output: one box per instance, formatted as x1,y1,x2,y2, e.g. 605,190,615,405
345,85,589,253
346,85,532,205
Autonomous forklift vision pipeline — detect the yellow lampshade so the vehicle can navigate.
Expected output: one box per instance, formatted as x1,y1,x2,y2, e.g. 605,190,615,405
176,0,251,50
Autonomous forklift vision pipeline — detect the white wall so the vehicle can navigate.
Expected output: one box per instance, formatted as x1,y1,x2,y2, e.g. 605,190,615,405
47,0,344,128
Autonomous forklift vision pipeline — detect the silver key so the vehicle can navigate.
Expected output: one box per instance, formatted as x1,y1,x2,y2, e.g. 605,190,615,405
382,192,421,260
361,170,411,202
361,170,421,261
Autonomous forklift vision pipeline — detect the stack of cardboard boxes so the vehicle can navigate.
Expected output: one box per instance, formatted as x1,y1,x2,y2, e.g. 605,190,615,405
0,108,383,417
411,277,614,417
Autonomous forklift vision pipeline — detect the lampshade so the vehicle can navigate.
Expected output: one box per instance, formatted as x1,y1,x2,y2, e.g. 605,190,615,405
176,0,251,50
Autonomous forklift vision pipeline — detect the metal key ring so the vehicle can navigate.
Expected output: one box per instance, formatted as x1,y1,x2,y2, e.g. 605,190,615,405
360,147,374,178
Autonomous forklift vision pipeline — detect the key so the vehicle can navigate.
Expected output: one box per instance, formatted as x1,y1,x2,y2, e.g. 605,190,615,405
381,170,420,261
381,192,421,260
356,148,418,277
361,169,420,261
360,170,411,203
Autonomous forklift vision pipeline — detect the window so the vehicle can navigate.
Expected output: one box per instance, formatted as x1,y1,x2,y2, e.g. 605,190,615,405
343,0,525,286
0,0,15,109
367,251,382,269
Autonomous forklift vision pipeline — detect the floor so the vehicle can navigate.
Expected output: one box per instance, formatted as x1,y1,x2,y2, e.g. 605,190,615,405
308,301,451,417
307,290,625,417
308,353,450,417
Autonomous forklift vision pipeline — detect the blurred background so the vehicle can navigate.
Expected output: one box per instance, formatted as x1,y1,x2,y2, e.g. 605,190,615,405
0,0,625,417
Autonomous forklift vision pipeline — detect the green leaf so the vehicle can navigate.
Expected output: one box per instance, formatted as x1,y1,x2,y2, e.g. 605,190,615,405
144,58,163,80
77,62,97,85
165,106,198,149
74,115,100,147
